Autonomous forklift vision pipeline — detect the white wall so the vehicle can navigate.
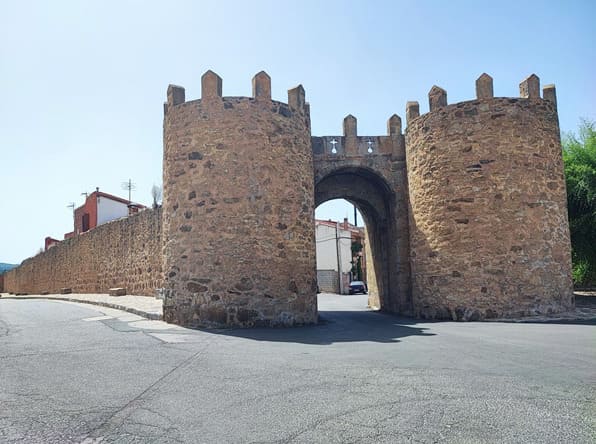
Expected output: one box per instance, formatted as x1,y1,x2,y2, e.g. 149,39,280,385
315,222,353,293
316,224,339,270
339,233,352,277
97,196,129,226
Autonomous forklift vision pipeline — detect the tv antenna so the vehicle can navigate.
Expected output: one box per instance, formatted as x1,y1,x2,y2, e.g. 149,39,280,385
121,179,136,202
67,202,75,224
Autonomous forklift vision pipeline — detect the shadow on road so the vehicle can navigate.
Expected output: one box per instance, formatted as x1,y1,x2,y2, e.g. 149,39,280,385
208,309,435,345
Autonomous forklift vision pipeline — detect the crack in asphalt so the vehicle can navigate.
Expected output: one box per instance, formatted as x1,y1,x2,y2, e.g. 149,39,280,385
0,319,11,337
80,340,213,442
269,400,404,444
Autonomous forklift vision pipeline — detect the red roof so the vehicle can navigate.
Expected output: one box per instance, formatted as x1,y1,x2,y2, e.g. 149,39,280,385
75,190,146,212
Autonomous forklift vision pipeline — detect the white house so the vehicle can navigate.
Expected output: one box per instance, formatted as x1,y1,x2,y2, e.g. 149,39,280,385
315,218,364,294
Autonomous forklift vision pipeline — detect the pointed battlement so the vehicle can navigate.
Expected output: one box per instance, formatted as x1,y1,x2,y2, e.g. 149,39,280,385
288,85,306,111
343,115,357,137
520,74,540,99
201,70,223,99
163,70,309,121
167,85,185,107
405,73,556,125
543,84,557,110
428,86,447,111
476,73,493,99
164,84,186,114
387,114,402,136
406,102,420,125
312,112,405,160
252,71,271,100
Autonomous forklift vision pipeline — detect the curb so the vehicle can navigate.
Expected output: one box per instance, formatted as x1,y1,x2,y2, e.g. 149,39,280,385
2,294,593,325
0,295,163,321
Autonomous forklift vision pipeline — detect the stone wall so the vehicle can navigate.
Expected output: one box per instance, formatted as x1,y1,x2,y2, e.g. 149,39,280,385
161,71,317,327
363,227,380,309
4,208,163,296
405,75,573,320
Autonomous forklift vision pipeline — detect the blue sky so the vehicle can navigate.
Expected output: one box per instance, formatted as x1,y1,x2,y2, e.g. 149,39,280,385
1,0,594,263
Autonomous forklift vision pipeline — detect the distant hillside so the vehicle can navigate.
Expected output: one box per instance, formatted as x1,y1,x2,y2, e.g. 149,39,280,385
0,263,17,274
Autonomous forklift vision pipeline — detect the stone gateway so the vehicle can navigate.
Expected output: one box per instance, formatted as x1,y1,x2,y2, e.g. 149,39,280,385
5,71,574,327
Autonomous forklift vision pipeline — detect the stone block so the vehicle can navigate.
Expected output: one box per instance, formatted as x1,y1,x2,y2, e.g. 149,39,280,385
406,101,420,124
60,288,72,294
387,114,402,136
109,287,127,296
155,288,165,300
288,85,305,110
201,70,223,99
543,84,557,109
343,114,357,137
520,74,540,99
252,71,271,100
428,85,447,111
167,84,185,107
475,73,493,99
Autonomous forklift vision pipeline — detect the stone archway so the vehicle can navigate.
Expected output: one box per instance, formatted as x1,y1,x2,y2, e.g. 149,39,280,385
314,166,411,314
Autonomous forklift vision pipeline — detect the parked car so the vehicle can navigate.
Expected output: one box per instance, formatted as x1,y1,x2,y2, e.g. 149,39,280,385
348,281,367,294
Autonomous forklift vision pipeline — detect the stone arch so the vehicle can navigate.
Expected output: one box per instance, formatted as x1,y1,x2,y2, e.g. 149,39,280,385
314,165,411,314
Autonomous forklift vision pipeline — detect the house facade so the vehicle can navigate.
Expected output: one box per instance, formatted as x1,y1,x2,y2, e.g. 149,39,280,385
65,188,145,238
315,218,367,294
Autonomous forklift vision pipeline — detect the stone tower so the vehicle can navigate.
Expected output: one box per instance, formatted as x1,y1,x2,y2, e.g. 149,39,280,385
162,71,317,327
405,74,574,320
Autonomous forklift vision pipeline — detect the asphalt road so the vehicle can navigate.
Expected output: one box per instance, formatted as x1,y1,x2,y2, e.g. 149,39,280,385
1,294,594,443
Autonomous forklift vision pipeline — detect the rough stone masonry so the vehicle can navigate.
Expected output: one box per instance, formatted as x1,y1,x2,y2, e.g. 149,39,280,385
5,71,574,326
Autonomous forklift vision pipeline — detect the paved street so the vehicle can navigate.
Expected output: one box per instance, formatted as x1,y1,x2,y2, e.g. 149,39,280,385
1,294,594,443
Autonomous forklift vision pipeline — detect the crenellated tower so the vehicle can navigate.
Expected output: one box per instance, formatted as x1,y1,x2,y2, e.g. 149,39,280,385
162,70,317,327
405,73,573,320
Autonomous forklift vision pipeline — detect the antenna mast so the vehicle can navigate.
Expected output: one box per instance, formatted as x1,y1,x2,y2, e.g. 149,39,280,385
121,179,136,202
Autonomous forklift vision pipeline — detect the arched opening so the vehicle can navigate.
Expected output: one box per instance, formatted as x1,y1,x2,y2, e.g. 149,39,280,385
314,166,406,313
315,198,367,300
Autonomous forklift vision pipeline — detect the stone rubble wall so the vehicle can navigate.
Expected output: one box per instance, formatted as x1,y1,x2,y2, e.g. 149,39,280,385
363,227,380,309
162,72,317,328
4,208,163,296
406,97,574,320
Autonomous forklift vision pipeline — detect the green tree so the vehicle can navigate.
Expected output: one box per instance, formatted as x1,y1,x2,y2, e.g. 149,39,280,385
351,239,363,256
562,119,596,286
350,239,364,281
